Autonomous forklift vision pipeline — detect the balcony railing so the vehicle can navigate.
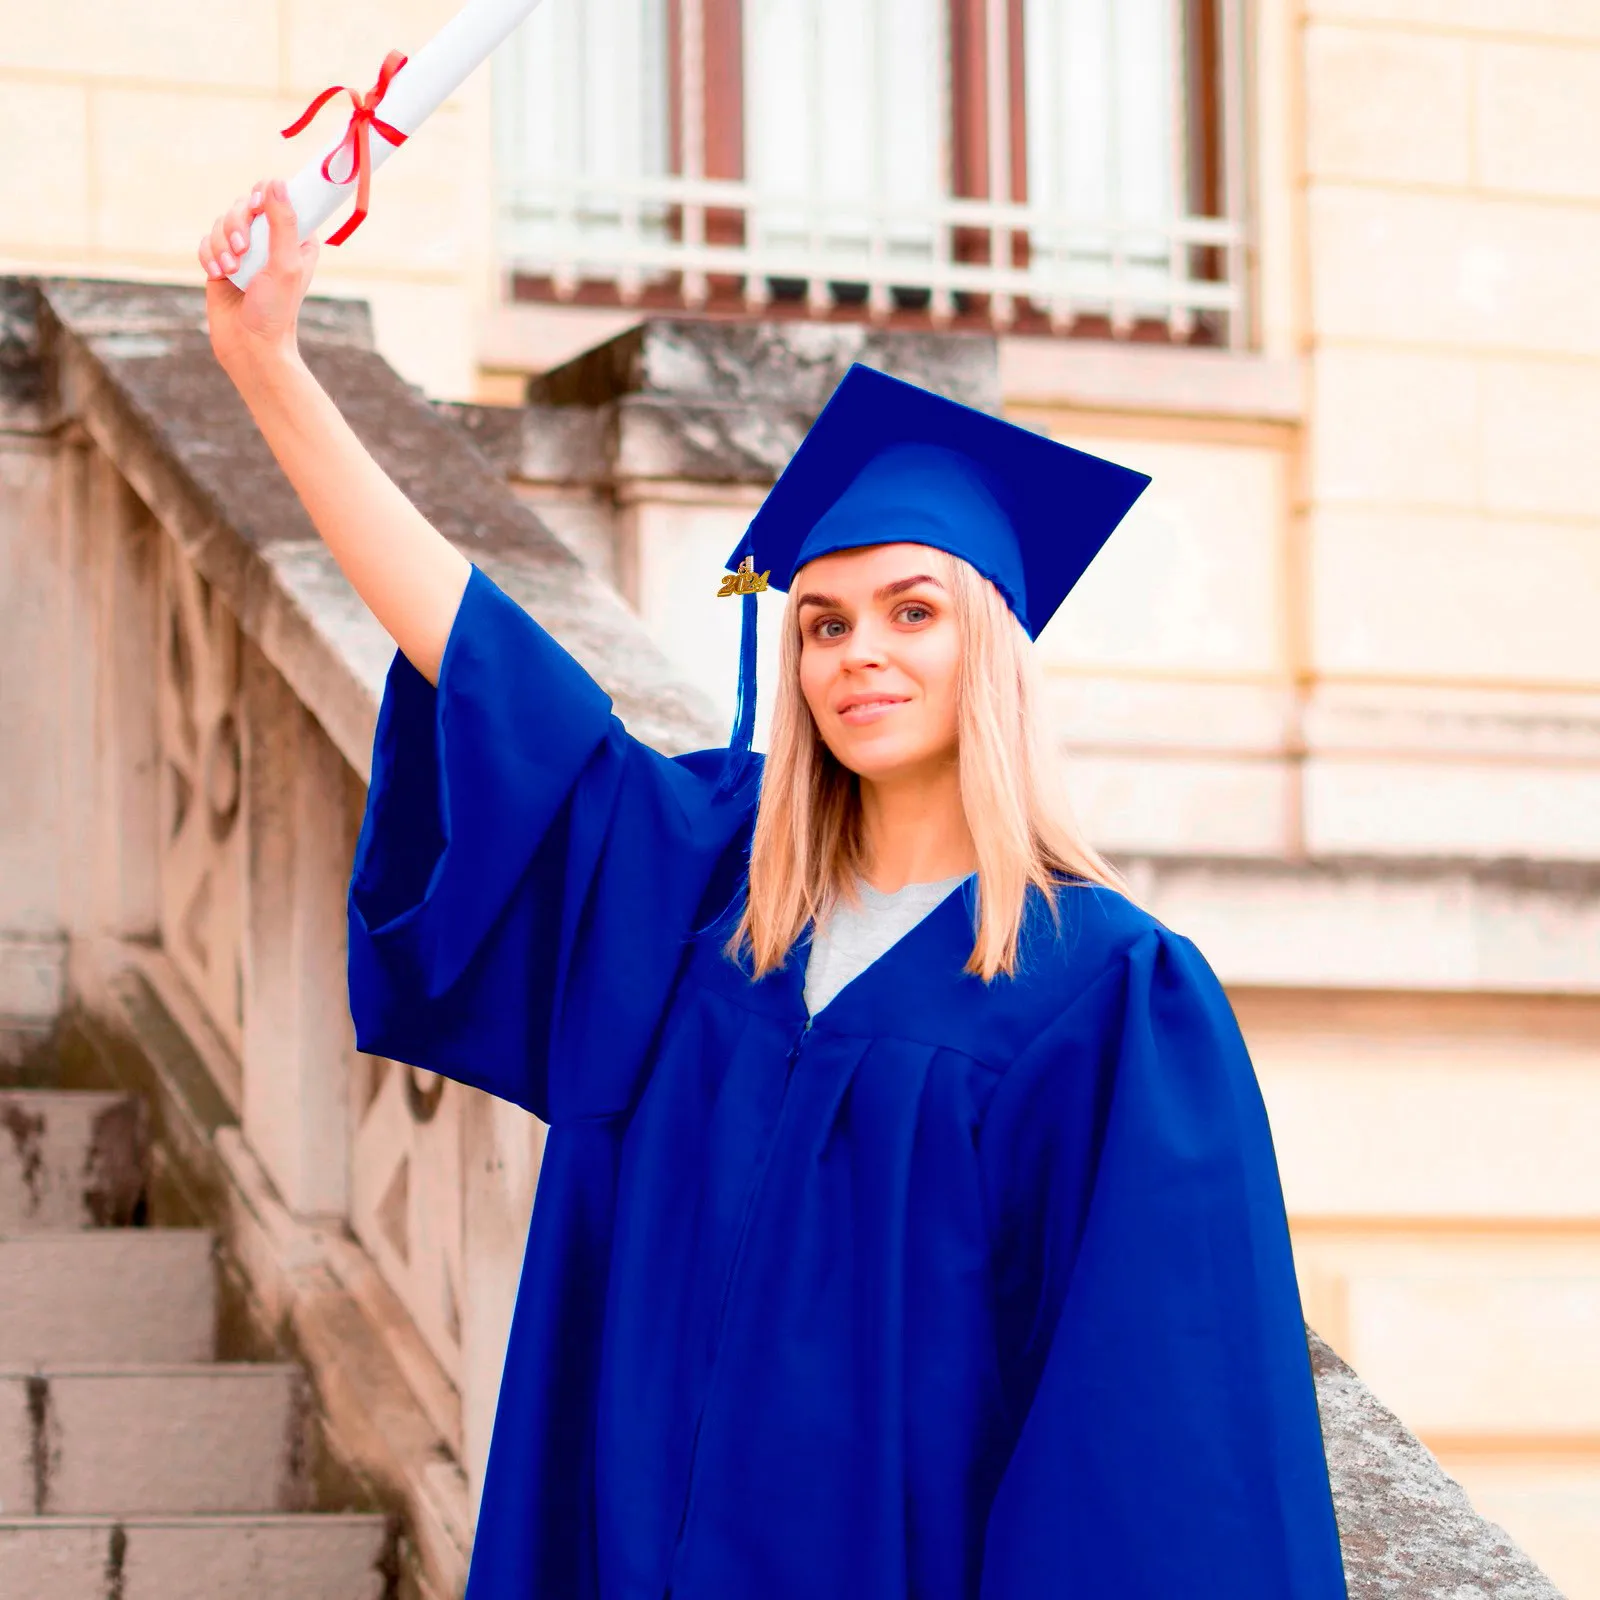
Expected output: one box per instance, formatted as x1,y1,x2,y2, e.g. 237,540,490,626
493,0,1250,344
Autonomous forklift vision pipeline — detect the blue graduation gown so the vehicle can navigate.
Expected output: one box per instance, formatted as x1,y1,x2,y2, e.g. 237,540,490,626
347,565,1348,1600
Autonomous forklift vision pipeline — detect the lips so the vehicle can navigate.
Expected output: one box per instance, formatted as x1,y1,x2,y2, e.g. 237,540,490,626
836,695,909,724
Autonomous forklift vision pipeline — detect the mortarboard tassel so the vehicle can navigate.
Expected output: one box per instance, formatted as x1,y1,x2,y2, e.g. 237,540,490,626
714,545,766,798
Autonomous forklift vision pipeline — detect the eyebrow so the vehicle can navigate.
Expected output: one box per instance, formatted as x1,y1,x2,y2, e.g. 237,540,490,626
794,574,945,612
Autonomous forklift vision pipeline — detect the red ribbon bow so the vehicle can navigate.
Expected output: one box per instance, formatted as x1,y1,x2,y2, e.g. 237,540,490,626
281,49,410,246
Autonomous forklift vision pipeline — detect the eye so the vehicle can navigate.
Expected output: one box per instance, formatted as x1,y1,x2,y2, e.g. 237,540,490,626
807,616,848,641
897,601,935,625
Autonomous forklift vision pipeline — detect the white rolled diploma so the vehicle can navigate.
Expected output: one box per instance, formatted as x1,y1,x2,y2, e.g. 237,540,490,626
228,0,548,290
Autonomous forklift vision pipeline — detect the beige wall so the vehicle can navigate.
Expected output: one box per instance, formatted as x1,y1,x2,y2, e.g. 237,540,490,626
1301,0,1600,868
0,0,494,400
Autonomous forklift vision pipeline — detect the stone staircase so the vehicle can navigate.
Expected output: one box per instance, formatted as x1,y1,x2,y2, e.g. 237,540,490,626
0,1087,391,1598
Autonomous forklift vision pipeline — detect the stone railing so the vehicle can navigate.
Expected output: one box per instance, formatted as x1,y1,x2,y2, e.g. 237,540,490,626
0,276,1565,1598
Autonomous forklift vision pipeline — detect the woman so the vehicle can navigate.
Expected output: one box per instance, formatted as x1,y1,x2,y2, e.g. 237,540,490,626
201,184,1347,1599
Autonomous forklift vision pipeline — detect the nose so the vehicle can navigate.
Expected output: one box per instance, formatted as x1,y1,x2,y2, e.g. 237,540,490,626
840,614,890,671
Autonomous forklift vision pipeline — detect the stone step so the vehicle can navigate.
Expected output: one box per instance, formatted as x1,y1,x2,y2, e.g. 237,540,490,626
0,1367,306,1517
0,1091,147,1231
0,1232,215,1366
0,1514,390,1600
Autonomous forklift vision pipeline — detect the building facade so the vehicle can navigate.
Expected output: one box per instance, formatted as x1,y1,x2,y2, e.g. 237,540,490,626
3,1,1598,1593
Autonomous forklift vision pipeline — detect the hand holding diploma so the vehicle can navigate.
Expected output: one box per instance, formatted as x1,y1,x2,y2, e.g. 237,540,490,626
198,178,320,381
199,0,548,294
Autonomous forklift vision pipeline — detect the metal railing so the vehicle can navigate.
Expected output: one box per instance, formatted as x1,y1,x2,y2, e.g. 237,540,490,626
493,0,1249,343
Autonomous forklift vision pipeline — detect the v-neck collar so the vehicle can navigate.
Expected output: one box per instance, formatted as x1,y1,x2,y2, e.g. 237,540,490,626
771,872,981,1041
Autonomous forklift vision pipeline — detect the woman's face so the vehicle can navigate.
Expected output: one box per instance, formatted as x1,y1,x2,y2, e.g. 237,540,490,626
794,542,962,785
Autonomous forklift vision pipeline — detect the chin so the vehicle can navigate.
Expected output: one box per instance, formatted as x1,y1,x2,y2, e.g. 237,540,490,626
828,731,949,784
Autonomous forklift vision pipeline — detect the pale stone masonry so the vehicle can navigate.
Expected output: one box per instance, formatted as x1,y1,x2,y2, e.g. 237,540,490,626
0,272,1576,1598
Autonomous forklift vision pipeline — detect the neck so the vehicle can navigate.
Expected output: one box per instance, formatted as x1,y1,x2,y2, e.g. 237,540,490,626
856,756,976,893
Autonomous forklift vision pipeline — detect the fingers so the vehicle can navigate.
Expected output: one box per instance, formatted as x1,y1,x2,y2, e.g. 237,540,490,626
263,177,304,279
199,181,268,280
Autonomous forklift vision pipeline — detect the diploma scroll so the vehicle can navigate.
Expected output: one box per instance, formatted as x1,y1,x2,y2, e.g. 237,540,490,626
228,0,547,290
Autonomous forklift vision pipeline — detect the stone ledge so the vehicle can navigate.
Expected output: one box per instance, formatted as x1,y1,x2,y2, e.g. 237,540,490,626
527,315,1002,412
1131,851,1600,994
1000,335,1305,424
431,397,609,484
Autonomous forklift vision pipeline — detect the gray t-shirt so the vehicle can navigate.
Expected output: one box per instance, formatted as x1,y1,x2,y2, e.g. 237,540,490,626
802,872,972,1018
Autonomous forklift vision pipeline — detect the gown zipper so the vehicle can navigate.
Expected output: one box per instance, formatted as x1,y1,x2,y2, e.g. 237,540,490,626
664,1015,813,1597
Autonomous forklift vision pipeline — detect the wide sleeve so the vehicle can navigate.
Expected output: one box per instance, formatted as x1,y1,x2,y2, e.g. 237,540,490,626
346,564,751,1124
976,927,1347,1599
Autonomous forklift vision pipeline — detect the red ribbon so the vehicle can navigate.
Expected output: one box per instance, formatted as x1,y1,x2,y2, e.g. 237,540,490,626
281,49,410,246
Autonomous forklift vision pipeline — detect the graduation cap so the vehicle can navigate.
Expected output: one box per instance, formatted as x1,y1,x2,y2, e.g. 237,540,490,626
715,363,1152,793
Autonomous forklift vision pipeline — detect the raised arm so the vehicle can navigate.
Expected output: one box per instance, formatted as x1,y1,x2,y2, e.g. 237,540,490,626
199,176,467,684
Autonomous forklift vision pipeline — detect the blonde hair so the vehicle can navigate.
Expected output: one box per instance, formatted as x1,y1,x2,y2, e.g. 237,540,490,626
726,546,1127,982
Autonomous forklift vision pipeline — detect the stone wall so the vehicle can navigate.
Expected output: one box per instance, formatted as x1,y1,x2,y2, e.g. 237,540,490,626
1299,0,1600,864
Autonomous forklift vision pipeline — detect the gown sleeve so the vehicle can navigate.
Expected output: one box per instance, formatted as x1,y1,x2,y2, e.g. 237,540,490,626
976,926,1348,1599
346,563,750,1125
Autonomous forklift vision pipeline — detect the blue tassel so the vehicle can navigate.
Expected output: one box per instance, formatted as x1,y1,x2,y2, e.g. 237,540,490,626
715,585,759,798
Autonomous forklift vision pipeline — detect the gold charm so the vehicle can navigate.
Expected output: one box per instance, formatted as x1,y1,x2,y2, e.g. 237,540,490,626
716,555,770,597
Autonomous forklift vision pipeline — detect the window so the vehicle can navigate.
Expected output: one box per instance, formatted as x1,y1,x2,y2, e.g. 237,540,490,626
494,0,1248,344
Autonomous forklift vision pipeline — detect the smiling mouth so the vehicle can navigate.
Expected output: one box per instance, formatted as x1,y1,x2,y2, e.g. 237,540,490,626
837,697,909,723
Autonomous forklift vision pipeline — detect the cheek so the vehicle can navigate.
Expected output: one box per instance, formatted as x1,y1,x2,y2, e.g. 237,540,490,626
798,645,829,719
917,639,964,733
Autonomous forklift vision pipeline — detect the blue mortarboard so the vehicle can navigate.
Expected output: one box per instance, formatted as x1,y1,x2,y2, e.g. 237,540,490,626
715,363,1152,792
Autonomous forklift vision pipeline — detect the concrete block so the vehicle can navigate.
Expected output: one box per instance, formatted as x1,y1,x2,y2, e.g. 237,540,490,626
1308,346,1479,508
1306,24,1470,186
1479,356,1600,520
0,1092,147,1231
1303,680,1600,764
1309,184,1600,357
1305,755,1600,860
1042,429,1289,676
1305,0,1600,41
0,1366,304,1516
0,1514,389,1600
0,81,90,254
1246,1007,1600,1220
0,1233,215,1367
1048,676,1294,756
281,0,475,100
1343,1268,1600,1436
1138,855,1600,993
1309,506,1600,683
0,2,277,87
1477,40,1600,202
1064,752,1295,857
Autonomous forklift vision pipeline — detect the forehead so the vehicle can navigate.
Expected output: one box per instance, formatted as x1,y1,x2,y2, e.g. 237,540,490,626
791,541,945,593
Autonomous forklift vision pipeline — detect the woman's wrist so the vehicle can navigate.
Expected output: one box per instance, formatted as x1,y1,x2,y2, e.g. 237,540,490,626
223,340,309,408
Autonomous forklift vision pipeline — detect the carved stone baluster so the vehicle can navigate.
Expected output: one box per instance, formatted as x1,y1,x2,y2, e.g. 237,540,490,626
240,641,353,1217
